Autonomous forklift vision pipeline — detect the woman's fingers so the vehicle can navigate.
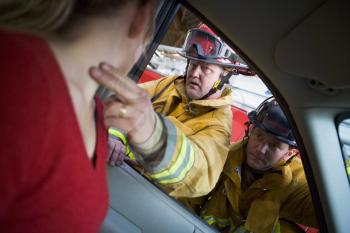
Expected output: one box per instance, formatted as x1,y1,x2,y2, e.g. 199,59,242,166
104,101,133,119
90,62,156,144
104,95,121,106
102,92,150,133
89,62,147,104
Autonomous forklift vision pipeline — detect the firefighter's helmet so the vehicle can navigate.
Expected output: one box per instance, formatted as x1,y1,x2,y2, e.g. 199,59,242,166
179,24,255,76
179,24,237,67
248,97,297,147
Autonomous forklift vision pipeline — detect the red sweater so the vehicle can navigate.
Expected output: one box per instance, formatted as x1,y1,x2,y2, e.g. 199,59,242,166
0,29,108,232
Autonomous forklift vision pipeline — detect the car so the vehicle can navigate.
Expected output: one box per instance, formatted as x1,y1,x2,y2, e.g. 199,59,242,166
100,0,350,232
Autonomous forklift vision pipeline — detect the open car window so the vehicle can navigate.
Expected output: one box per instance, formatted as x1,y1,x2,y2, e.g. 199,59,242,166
102,2,321,233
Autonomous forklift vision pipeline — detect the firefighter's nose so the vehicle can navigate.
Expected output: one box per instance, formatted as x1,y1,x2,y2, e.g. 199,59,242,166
189,63,201,77
256,142,269,155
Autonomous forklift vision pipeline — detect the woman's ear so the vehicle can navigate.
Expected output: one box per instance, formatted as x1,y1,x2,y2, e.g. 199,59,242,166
128,1,152,39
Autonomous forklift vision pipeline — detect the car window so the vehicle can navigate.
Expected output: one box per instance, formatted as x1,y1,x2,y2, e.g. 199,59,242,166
135,4,318,233
337,116,350,183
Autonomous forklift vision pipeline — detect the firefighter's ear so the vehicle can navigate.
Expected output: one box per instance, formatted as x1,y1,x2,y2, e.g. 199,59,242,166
128,1,152,39
284,148,298,160
246,123,254,135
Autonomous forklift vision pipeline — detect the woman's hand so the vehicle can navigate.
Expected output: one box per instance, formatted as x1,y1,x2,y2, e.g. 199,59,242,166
89,62,156,145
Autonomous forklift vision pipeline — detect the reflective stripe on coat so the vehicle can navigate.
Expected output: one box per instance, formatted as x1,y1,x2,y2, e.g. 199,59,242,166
139,76,233,197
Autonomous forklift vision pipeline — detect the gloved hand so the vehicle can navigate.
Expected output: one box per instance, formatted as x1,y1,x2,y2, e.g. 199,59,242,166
108,128,138,166
107,135,127,166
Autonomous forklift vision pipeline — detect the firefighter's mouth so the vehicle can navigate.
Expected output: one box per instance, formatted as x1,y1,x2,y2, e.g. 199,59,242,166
250,153,264,163
189,80,201,88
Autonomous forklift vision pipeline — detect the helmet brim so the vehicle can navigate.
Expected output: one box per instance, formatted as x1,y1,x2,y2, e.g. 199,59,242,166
256,123,297,147
248,110,297,147
178,51,241,68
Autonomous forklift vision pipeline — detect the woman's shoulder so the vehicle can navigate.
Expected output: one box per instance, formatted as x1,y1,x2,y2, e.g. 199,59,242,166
0,29,56,84
0,28,71,138
0,28,46,57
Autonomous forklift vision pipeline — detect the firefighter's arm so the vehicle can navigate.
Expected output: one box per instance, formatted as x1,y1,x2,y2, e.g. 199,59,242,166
107,74,168,163
106,76,177,165
280,182,318,228
139,115,231,198
138,77,168,97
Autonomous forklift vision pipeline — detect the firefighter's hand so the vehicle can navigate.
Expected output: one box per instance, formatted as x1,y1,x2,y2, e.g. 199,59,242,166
90,62,156,145
107,136,126,166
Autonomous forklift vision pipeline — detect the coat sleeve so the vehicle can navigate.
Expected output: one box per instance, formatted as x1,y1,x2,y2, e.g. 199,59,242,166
139,109,232,198
138,76,169,97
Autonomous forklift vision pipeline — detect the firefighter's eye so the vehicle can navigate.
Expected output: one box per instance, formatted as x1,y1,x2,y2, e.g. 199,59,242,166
201,65,212,74
254,132,263,139
188,62,195,69
270,143,278,150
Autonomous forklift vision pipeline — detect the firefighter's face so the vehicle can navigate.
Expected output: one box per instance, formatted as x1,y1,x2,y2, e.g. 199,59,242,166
246,127,292,171
185,60,224,100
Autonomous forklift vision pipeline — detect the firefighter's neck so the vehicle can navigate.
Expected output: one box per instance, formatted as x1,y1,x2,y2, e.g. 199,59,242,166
241,161,263,191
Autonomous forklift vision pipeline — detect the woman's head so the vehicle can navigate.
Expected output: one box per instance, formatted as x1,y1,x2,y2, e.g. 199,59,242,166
0,0,160,77
0,0,160,45
0,0,158,40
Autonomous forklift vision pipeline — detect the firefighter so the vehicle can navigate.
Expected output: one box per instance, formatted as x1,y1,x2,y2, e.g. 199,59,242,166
98,24,246,197
180,97,318,233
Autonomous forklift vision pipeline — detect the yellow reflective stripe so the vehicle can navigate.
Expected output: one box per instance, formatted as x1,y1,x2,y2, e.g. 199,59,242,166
149,134,194,184
108,128,127,144
202,215,232,228
274,220,281,233
203,215,216,225
126,147,136,160
109,128,136,160
346,159,350,176
157,146,194,184
150,134,188,179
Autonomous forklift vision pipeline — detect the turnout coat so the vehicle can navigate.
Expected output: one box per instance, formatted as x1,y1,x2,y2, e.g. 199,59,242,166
139,75,233,198
181,140,317,233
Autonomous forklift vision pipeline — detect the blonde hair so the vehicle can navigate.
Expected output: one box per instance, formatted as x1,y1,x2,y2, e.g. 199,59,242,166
0,0,158,36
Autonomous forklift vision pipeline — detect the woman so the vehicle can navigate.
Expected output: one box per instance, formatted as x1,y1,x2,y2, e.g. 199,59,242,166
0,0,158,232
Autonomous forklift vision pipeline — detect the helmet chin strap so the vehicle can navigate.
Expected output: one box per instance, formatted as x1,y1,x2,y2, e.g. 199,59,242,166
198,70,234,100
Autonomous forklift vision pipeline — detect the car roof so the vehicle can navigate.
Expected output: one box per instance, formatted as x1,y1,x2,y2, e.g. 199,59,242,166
185,0,350,108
